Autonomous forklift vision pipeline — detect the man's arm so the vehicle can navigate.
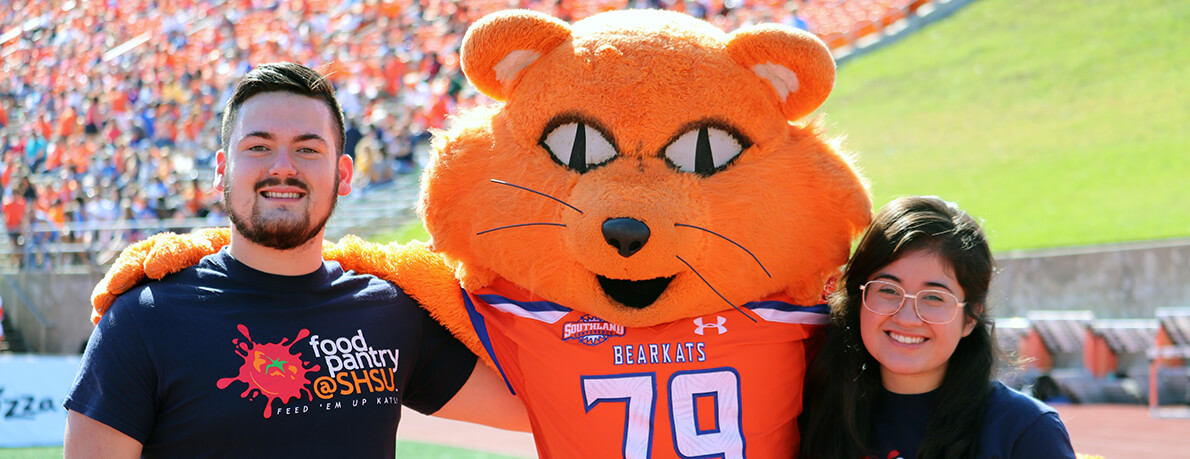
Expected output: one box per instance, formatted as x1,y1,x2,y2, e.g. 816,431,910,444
432,361,530,432
64,411,143,458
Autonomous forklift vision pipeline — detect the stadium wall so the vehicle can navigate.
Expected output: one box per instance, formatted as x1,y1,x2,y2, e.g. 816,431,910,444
2,239,1188,354
991,239,1190,318
1,272,104,354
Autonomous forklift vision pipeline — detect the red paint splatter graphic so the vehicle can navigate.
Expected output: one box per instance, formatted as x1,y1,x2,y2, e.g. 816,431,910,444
216,324,321,419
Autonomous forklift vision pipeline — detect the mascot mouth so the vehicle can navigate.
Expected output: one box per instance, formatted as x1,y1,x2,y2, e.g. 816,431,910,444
597,275,674,309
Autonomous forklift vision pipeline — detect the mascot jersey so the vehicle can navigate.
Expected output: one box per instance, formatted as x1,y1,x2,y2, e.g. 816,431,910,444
464,278,828,458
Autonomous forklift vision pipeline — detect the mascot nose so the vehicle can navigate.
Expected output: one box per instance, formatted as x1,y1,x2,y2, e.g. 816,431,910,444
602,218,651,258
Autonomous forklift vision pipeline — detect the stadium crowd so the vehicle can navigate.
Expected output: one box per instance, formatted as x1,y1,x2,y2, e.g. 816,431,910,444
0,0,924,269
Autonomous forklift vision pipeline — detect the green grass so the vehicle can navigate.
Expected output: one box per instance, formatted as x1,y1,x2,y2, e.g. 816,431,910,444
0,447,59,459
378,1,1188,252
0,441,529,458
395,441,528,458
819,0,1190,250
373,218,431,244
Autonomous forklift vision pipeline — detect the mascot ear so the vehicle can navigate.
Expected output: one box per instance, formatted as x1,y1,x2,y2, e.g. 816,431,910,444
461,10,572,101
726,25,836,121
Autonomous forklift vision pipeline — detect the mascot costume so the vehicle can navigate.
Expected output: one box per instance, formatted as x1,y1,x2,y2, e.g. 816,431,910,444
92,9,871,457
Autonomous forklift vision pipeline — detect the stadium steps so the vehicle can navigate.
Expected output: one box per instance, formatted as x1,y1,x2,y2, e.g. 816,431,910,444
324,171,422,241
0,314,30,354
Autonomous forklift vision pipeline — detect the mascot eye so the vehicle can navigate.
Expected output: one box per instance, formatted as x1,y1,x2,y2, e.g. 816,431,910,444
540,121,617,173
663,125,750,176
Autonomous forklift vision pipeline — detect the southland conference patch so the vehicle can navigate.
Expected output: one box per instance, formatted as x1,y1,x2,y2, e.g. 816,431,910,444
561,315,625,346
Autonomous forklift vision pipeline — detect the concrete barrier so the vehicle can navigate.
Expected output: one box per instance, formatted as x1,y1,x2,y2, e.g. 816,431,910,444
991,238,1190,318
1,238,1188,355
1,271,104,354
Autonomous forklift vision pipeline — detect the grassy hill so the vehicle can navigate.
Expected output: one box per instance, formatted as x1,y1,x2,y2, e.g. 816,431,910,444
821,0,1189,250
380,0,1188,251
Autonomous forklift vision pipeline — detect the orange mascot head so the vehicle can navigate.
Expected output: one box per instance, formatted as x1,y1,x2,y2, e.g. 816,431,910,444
421,9,871,327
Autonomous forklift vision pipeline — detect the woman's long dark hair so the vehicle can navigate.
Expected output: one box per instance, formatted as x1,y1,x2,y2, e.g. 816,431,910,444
800,196,1000,458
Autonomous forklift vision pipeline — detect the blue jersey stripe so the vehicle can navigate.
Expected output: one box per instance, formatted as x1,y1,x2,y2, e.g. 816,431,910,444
463,289,516,395
474,293,571,313
475,293,572,324
744,300,829,314
744,301,830,325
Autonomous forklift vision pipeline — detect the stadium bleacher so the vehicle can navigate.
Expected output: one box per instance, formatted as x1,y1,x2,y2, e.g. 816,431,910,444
1089,318,1158,376
1,0,939,272
1085,319,1157,403
1149,308,1190,409
1001,309,1189,406
1026,310,1095,370
995,316,1031,358
1155,307,1190,355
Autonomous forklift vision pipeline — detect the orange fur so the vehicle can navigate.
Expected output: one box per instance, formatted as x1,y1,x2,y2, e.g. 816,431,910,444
325,236,489,366
89,228,230,323
423,9,871,327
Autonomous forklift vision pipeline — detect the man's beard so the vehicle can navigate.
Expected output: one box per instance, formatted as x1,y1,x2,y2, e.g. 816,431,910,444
225,176,337,250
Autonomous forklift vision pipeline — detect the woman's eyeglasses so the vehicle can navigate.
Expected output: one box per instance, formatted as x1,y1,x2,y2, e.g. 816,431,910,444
860,280,965,324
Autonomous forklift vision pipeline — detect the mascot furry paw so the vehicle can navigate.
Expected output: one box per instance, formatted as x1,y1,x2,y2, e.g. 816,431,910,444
92,9,871,457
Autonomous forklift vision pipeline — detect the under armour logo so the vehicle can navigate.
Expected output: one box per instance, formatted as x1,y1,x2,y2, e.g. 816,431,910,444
693,316,727,335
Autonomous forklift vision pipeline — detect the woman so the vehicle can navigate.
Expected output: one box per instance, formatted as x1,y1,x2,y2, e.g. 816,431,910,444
800,196,1075,458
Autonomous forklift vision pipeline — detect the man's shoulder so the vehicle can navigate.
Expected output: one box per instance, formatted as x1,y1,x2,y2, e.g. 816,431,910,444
330,264,400,290
324,263,420,306
109,261,218,312
109,274,189,311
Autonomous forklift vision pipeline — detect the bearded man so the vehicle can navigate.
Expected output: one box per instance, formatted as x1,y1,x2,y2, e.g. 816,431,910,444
63,62,526,458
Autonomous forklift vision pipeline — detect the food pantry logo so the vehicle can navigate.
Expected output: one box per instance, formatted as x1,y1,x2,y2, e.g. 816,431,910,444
307,330,401,402
215,325,400,419
215,324,321,419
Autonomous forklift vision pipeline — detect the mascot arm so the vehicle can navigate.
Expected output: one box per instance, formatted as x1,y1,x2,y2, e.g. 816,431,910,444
88,228,494,369
324,237,492,368
90,228,229,324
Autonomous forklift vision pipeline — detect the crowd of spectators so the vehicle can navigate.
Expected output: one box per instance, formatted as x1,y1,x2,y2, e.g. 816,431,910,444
0,0,831,269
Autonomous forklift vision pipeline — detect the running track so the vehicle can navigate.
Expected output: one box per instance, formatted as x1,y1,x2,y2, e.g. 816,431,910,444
401,404,1189,458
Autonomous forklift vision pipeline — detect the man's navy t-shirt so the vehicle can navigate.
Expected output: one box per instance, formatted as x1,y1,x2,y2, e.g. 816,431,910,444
65,249,478,457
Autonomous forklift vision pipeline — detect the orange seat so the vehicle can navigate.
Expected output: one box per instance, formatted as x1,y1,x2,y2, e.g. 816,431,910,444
818,32,850,50
881,8,907,27
853,20,880,40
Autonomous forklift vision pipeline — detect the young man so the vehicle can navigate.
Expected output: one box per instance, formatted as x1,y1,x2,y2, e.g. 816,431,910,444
64,62,526,457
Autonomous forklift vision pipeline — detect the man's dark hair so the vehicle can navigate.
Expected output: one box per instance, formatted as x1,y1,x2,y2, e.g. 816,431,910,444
220,62,345,156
